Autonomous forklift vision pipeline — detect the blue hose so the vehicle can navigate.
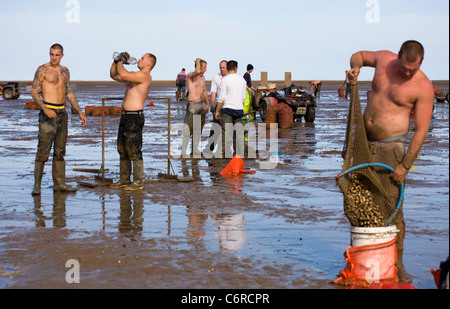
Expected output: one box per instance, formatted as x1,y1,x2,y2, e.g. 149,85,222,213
336,163,404,226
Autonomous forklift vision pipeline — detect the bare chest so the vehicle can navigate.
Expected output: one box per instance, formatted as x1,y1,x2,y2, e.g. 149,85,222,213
125,81,151,99
372,72,418,107
44,66,69,85
188,75,205,90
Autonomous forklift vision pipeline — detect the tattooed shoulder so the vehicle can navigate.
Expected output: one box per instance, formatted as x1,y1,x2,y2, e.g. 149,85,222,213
61,66,70,81
32,65,45,88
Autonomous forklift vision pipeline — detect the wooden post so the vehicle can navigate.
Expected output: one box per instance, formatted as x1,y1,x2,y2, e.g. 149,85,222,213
261,72,268,87
285,72,292,88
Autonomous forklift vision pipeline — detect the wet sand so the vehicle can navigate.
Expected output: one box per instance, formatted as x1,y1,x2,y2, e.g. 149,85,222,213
0,81,448,290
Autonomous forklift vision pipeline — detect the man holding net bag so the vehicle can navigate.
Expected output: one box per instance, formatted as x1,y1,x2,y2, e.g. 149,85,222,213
346,40,435,283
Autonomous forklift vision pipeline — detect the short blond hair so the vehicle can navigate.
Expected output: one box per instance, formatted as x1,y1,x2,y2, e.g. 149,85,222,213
146,53,157,70
50,43,64,53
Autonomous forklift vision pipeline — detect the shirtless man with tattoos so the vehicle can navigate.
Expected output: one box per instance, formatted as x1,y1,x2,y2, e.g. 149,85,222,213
347,40,434,283
110,52,157,190
31,43,87,195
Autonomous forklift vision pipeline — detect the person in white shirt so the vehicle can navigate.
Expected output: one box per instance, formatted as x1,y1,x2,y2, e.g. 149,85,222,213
206,60,228,153
215,60,247,159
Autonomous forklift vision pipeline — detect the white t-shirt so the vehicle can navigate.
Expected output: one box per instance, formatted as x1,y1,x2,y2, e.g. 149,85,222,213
218,73,247,110
211,73,224,104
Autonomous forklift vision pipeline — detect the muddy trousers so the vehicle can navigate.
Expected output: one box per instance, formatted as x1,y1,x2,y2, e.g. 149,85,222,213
117,112,144,161
115,113,145,190
35,109,68,163
32,109,75,195
368,140,412,283
182,104,206,157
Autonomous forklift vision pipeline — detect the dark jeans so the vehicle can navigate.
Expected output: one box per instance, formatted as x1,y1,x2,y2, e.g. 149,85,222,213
35,109,68,162
177,85,187,99
207,117,221,152
117,113,145,161
219,109,245,159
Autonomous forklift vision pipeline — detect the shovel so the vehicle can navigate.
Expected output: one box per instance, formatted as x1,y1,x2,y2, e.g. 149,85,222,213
78,97,117,187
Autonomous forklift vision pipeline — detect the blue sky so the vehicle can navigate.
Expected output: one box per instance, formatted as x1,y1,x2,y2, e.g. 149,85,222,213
0,0,448,81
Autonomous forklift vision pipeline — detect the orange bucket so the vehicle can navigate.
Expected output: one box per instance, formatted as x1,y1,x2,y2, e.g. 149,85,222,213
221,155,256,176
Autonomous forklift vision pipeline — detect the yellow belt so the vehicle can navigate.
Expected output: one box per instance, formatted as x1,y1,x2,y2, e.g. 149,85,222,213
45,102,65,110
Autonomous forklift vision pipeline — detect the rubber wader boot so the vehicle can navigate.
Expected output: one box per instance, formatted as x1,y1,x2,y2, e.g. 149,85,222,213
110,160,131,188
124,160,145,191
32,161,45,196
52,160,77,193
396,248,414,284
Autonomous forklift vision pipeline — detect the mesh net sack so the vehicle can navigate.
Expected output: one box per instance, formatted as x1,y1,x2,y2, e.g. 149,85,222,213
277,103,294,129
337,84,396,227
265,105,278,127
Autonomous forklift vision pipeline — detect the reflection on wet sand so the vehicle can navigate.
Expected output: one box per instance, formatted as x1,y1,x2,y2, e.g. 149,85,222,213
118,191,144,237
214,213,246,252
32,192,69,228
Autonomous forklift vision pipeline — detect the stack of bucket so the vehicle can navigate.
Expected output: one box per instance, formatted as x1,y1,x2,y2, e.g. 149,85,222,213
350,225,398,247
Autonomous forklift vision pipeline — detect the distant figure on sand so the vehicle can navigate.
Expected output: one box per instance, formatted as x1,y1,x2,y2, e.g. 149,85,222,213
309,80,322,98
344,70,352,99
176,68,187,101
243,64,255,120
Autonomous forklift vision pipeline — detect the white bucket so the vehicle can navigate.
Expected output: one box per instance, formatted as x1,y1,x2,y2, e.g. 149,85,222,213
351,225,399,247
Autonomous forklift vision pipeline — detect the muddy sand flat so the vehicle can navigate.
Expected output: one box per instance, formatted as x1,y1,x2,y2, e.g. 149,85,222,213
0,81,448,289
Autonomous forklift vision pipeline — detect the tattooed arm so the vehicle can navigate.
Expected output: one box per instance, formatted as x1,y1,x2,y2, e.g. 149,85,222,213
31,65,57,119
66,83,87,127
63,66,86,127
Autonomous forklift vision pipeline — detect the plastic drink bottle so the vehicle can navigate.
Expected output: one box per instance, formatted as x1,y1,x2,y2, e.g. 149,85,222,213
113,52,137,65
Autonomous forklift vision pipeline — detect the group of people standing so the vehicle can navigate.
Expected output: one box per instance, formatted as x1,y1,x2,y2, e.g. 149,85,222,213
29,41,436,284
180,59,255,159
